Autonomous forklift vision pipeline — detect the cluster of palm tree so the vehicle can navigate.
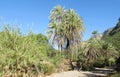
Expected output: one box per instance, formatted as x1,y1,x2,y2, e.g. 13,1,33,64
82,37,118,68
47,5,119,70
47,5,85,60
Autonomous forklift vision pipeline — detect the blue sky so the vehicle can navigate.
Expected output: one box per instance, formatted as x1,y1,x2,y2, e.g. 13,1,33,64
0,0,120,40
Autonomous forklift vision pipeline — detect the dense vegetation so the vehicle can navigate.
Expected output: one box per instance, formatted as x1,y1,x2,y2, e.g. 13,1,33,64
0,5,119,77
0,25,64,77
47,5,85,70
103,18,120,56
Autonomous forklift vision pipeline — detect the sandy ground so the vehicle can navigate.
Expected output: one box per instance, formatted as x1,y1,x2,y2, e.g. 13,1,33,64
46,71,97,77
46,67,115,77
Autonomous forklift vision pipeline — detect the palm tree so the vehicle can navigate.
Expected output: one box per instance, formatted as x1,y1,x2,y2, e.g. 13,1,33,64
47,5,65,51
63,9,85,61
84,38,118,66
99,41,118,66
84,38,101,64
47,6,85,54
92,30,98,39
47,6,85,70
64,9,85,49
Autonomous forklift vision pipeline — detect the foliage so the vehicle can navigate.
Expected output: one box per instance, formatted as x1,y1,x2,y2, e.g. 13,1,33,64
47,5,85,64
83,38,101,63
78,38,118,70
47,6,86,71
102,19,120,55
0,25,59,76
99,40,118,66
92,30,98,35
104,32,120,56
0,5,119,75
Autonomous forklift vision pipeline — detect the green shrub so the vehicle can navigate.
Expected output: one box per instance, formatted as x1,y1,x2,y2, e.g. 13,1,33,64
108,58,116,66
39,61,55,75
0,25,57,76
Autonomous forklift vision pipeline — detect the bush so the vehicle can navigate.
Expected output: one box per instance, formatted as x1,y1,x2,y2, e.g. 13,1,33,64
0,25,57,76
39,61,55,75
108,58,116,66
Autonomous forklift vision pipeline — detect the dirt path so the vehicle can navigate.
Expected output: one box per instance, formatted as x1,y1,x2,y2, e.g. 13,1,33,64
46,68,115,77
46,71,103,77
46,71,87,77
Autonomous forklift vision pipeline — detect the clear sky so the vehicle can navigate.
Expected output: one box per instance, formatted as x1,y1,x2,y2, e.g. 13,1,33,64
0,0,120,40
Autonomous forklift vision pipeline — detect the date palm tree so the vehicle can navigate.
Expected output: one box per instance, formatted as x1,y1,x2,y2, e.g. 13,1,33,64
47,5,85,53
64,9,85,48
84,38,118,66
84,38,101,63
47,7,85,70
63,9,85,61
99,41,118,66
47,5,65,51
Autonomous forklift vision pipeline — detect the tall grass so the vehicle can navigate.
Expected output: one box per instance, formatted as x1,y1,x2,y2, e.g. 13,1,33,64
0,25,57,77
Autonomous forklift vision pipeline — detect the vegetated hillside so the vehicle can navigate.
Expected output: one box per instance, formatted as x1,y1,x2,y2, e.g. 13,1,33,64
102,28,113,38
109,20,120,36
102,18,120,55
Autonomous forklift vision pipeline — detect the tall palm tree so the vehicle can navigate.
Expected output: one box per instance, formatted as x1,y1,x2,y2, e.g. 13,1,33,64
64,9,85,49
47,5,65,51
47,5,85,70
47,5,85,55
63,9,85,60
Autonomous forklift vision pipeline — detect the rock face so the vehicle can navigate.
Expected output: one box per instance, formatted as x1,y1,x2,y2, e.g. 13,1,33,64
102,28,113,39
102,19,120,50
102,19,120,38
109,21,120,36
